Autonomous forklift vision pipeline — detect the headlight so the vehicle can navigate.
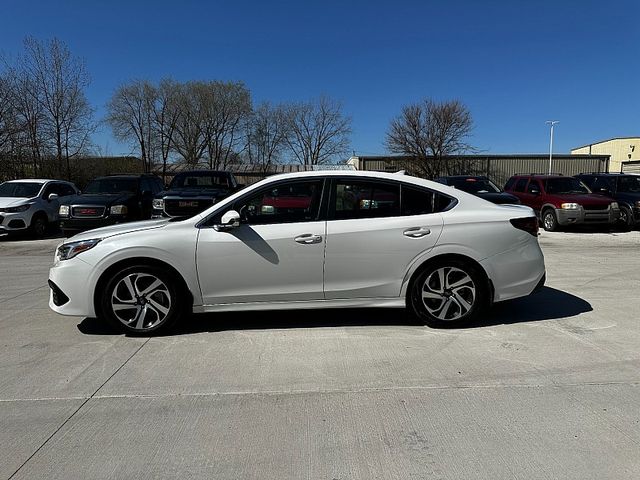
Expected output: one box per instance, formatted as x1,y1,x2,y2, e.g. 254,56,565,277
59,205,70,217
152,198,164,210
109,205,128,215
4,203,31,213
561,203,579,209
57,239,101,261
611,202,619,209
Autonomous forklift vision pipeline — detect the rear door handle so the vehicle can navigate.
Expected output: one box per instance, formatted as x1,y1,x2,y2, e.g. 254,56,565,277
294,234,322,244
403,227,431,238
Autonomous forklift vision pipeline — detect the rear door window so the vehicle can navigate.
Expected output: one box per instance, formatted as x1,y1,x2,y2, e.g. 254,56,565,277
332,180,400,220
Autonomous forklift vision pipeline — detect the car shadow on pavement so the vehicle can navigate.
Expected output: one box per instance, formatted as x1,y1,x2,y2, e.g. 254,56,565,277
77,287,592,336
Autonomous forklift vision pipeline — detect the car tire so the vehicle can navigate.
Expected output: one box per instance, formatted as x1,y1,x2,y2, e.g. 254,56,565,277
619,206,634,229
542,208,558,232
100,264,183,335
30,213,48,238
408,258,489,328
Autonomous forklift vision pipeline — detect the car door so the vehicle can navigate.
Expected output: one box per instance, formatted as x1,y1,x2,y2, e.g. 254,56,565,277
196,178,326,305
323,179,445,299
41,182,61,222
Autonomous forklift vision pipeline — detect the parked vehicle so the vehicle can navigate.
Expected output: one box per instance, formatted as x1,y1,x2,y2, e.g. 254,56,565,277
435,175,520,204
504,174,619,231
152,170,240,218
58,174,164,236
49,171,546,335
574,173,640,228
0,179,78,237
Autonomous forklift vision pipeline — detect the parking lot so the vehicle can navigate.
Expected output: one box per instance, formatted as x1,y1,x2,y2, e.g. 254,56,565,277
1,230,639,479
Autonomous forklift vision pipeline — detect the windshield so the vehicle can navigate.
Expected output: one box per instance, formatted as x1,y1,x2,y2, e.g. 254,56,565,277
544,178,590,194
84,178,138,194
450,178,501,194
170,173,230,189
617,176,640,193
0,182,43,198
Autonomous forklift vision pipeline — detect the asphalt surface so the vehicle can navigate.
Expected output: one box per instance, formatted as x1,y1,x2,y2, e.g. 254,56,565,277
0,230,639,479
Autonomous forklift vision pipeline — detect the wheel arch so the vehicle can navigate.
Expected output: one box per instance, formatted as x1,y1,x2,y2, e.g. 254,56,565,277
402,253,494,307
93,257,194,318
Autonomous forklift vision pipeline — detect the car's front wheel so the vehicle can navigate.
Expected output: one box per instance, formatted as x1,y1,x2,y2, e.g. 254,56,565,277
542,208,558,232
619,206,634,229
100,265,182,335
408,259,489,328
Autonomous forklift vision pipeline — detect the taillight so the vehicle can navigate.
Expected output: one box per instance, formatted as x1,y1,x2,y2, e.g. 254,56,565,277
510,217,539,237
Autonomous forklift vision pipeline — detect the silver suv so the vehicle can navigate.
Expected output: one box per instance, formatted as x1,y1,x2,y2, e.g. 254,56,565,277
0,179,79,237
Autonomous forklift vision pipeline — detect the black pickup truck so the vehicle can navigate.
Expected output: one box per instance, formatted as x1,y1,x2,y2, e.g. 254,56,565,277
152,170,241,218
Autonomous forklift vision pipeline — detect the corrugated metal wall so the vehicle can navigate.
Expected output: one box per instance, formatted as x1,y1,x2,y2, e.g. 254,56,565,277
621,161,640,174
359,155,608,188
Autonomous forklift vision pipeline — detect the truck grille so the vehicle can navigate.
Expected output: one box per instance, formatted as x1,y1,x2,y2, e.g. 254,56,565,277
583,205,609,211
164,198,214,217
71,206,106,218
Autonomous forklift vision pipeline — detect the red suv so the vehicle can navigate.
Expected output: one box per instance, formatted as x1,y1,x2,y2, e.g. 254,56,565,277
504,174,619,231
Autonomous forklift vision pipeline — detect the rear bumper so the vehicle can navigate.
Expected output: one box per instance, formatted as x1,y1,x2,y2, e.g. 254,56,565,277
481,239,546,303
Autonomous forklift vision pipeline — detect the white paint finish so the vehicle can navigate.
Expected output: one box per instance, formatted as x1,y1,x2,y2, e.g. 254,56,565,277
196,221,326,304
324,214,443,298
48,170,545,319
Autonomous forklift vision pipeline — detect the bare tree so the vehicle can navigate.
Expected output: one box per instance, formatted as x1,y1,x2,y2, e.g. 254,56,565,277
106,80,156,172
22,37,94,179
245,102,289,172
385,99,474,178
153,78,180,181
201,81,251,170
285,95,351,166
170,81,208,166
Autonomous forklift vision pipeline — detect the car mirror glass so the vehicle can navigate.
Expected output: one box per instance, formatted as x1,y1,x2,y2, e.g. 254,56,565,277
48,193,59,201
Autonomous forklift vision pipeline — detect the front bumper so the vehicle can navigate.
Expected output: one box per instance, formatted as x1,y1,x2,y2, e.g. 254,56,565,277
554,206,619,226
0,212,30,232
49,255,97,317
59,215,127,233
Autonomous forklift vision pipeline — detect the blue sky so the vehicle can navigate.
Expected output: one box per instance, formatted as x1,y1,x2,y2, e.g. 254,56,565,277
2,0,638,158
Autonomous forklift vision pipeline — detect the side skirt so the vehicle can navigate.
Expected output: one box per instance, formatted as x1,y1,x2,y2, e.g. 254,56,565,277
193,297,405,314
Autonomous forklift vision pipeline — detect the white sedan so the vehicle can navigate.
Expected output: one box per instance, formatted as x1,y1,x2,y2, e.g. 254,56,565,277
49,171,545,334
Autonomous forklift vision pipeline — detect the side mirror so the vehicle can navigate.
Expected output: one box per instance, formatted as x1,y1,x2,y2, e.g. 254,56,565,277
214,210,241,231
530,189,540,196
48,193,59,201
599,188,610,195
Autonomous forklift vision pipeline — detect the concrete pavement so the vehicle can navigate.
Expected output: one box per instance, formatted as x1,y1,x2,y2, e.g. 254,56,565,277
1,231,639,479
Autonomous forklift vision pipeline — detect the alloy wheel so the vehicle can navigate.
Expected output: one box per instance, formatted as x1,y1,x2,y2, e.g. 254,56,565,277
421,267,476,321
110,273,172,330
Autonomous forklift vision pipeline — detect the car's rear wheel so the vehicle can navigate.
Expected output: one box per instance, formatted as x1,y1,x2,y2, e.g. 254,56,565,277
30,213,47,238
408,259,489,328
542,208,558,232
100,265,182,335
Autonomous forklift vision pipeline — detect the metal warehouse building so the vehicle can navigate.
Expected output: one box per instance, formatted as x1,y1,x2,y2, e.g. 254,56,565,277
347,154,610,187
571,137,640,173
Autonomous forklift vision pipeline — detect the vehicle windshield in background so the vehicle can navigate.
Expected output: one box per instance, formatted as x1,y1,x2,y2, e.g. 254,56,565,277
544,178,590,194
617,176,640,193
451,178,501,194
170,173,231,189
84,178,138,194
0,182,43,198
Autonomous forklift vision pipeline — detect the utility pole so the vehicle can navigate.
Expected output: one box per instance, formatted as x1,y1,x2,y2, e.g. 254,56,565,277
546,121,559,174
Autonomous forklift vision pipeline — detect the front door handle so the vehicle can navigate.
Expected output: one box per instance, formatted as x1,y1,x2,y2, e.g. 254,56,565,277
294,234,322,244
403,227,431,238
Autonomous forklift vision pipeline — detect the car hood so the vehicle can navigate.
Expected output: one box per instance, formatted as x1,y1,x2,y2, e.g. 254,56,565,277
560,194,614,206
0,197,33,208
156,188,230,199
62,193,135,206
475,192,520,204
65,218,170,242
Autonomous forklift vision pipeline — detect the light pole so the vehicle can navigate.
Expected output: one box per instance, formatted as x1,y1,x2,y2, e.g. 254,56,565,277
545,121,559,174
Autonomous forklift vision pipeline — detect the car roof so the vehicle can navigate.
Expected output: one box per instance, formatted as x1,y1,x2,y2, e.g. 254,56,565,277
439,175,489,179
3,178,56,184
174,170,231,175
